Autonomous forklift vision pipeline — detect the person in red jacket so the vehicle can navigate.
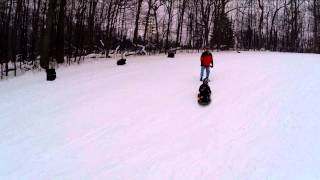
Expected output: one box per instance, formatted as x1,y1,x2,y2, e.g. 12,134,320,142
200,48,214,81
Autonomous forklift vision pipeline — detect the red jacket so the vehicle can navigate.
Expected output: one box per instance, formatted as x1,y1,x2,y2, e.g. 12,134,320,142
201,51,213,67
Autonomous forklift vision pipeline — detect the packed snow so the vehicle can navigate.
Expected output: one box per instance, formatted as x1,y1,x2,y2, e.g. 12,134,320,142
1,52,320,180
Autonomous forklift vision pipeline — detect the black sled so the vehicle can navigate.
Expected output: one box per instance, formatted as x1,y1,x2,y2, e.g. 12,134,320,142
198,94,211,105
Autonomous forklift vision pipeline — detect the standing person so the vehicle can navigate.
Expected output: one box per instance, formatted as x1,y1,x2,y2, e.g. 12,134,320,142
200,48,214,81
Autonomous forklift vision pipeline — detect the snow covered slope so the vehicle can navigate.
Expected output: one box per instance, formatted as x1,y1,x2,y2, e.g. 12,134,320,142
1,52,320,180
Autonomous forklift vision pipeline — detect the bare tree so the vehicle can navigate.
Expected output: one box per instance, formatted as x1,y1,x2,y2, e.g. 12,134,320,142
164,0,174,51
133,0,143,43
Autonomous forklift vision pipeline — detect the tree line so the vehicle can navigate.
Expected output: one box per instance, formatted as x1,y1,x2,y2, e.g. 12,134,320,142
1,0,320,78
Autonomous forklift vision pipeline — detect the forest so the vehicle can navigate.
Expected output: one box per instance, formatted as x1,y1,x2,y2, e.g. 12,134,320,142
1,0,320,78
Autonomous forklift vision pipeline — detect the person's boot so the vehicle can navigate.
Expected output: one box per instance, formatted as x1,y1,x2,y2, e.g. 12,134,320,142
200,77,203,81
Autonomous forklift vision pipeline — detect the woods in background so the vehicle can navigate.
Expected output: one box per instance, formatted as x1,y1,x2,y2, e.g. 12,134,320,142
1,0,320,77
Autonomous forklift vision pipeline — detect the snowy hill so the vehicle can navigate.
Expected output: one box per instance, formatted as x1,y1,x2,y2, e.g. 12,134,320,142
1,52,320,179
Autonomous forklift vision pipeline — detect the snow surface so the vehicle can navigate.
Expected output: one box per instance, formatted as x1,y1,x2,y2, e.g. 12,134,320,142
1,52,320,180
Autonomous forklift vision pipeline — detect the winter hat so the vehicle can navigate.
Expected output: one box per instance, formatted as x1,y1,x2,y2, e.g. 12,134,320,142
203,78,209,84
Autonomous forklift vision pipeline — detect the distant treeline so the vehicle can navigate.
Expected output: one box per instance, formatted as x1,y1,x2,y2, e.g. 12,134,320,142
1,0,320,77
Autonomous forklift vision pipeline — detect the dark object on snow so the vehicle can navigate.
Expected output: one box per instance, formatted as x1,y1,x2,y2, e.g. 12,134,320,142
168,49,176,58
46,69,56,81
117,59,126,65
198,78,211,105
168,52,175,58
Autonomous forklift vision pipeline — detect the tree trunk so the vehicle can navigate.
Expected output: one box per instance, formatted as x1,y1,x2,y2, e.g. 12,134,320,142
56,0,66,64
143,0,152,42
133,0,143,43
40,0,56,69
165,0,174,51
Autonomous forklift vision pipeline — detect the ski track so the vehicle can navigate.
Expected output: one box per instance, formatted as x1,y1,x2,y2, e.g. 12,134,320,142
1,52,320,180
